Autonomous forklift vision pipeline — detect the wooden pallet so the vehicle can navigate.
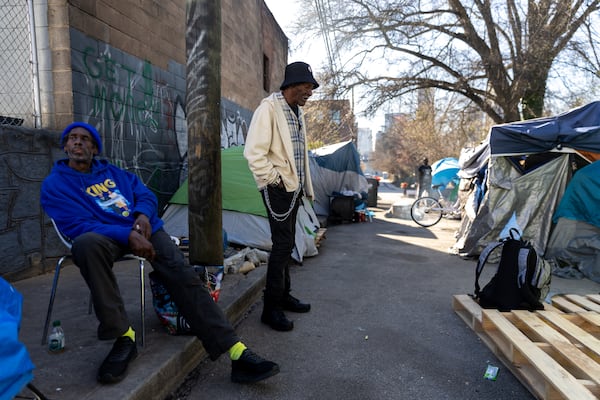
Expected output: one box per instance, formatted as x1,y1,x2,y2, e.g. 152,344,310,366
315,228,327,247
453,294,600,400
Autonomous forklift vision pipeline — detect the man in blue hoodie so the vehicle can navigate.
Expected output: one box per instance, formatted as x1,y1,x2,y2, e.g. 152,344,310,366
40,122,279,385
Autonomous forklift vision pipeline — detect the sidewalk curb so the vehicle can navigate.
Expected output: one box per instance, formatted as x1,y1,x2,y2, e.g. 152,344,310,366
14,260,267,400
124,266,267,400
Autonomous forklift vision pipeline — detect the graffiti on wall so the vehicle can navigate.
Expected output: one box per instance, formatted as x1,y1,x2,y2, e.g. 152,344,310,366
76,44,186,169
71,31,254,205
83,47,159,131
220,98,252,149
71,30,187,207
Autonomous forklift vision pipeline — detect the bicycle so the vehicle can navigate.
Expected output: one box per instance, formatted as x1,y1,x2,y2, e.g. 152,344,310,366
410,184,460,227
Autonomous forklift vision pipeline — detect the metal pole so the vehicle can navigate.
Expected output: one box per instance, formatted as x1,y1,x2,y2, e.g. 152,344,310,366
27,0,42,128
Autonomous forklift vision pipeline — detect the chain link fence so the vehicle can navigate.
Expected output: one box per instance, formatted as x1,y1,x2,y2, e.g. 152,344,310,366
0,1,35,127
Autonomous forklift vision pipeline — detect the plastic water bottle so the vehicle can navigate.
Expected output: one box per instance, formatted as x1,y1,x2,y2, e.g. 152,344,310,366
48,320,65,353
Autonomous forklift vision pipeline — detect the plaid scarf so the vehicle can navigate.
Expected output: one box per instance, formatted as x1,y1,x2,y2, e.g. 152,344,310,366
276,92,305,188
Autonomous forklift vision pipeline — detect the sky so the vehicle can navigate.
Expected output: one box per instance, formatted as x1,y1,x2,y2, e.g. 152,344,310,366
263,0,385,132
263,1,324,69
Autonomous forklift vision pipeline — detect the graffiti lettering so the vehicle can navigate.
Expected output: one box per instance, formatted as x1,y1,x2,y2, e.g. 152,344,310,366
83,47,102,78
82,46,160,131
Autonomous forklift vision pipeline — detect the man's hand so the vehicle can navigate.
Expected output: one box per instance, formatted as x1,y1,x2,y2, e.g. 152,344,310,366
268,176,285,190
128,230,156,261
132,214,152,239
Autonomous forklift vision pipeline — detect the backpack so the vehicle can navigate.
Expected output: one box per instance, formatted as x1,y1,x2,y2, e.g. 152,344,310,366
474,229,551,311
148,266,224,335
149,271,193,335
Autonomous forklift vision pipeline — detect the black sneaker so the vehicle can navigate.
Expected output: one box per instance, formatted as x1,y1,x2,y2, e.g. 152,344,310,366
282,294,311,313
231,349,280,383
97,336,138,384
261,308,294,331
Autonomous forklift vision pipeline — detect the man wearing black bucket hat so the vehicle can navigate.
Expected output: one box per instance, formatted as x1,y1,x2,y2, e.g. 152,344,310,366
244,62,319,331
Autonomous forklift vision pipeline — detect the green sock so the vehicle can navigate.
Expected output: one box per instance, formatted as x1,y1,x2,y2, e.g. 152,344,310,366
228,341,247,360
122,326,135,342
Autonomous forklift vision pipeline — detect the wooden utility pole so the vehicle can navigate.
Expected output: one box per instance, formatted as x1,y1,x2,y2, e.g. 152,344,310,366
185,0,223,266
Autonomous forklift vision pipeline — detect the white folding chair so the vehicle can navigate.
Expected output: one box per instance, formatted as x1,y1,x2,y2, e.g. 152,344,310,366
42,219,146,347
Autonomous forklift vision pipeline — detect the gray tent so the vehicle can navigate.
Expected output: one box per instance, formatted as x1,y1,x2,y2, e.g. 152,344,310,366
452,102,600,258
309,141,368,217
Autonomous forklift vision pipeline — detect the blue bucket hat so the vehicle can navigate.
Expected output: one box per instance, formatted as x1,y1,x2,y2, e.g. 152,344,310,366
61,122,102,153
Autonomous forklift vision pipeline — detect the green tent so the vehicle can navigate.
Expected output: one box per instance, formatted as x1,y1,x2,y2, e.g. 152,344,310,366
162,146,320,262
168,146,266,217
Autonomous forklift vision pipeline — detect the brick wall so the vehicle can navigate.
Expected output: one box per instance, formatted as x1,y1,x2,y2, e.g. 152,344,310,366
62,0,287,197
0,0,288,280
220,0,287,108
220,0,288,146
68,0,186,68
260,3,288,99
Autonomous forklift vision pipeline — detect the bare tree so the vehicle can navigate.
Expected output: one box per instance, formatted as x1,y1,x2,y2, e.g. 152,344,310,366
303,99,357,148
298,0,600,123
372,90,491,178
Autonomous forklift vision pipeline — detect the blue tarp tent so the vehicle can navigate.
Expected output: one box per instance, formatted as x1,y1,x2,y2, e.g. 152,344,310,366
545,160,600,283
309,141,368,216
553,160,600,228
0,277,35,400
431,157,460,188
490,101,600,155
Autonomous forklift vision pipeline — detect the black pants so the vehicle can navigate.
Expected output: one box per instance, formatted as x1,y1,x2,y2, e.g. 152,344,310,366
71,229,239,360
260,185,301,308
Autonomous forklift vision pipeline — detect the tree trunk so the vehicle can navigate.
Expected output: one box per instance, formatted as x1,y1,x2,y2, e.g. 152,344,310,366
519,67,550,120
185,0,223,266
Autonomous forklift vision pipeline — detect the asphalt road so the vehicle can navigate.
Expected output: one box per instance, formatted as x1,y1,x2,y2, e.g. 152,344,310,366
164,183,598,400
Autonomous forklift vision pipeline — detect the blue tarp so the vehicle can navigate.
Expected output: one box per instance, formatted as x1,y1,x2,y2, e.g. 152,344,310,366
431,157,459,187
553,160,600,228
0,277,35,400
490,101,600,155
310,141,364,175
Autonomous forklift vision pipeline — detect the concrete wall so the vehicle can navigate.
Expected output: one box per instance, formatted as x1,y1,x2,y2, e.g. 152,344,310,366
0,126,63,281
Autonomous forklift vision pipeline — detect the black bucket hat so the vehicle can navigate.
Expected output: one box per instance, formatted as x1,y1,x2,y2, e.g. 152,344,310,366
280,62,320,90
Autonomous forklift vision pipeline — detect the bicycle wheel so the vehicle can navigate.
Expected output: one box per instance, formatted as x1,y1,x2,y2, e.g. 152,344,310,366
410,197,443,227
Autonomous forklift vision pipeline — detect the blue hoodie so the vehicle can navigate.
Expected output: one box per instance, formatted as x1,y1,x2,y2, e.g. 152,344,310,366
41,158,164,245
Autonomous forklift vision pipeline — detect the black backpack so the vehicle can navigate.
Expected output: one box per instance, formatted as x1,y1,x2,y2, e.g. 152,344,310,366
474,229,551,311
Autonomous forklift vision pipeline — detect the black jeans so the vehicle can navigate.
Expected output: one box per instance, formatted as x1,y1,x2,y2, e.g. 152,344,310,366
71,229,239,360
260,185,302,308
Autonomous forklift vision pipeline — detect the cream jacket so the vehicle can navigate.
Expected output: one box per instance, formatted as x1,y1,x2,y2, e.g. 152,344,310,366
244,93,314,199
